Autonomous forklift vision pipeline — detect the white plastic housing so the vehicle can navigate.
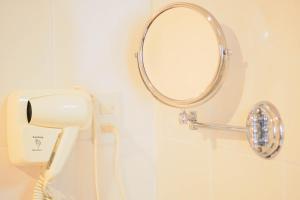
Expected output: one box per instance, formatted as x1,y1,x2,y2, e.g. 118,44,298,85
6,89,92,175
29,94,90,128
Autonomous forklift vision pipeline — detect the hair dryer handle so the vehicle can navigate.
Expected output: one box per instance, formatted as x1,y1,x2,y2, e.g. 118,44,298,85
44,127,79,180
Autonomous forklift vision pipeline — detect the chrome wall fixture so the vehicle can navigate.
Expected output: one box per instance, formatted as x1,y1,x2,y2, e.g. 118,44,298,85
179,102,283,159
136,2,284,158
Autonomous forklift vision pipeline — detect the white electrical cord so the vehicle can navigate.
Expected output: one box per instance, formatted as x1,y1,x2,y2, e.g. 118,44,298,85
91,95,101,200
111,128,127,200
91,93,127,200
33,169,72,200
32,173,52,200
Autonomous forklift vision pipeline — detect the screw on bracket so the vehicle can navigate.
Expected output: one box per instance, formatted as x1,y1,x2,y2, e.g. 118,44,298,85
223,48,232,56
179,111,197,125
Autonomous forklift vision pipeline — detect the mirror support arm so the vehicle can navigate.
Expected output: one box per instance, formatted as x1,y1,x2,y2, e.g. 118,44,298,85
179,111,247,132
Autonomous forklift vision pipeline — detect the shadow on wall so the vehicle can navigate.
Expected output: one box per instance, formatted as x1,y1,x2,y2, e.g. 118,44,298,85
194,25,248,145
0,98,7,147
126,16,155,103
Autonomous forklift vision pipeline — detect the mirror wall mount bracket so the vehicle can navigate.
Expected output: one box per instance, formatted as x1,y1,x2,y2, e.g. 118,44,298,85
179,101,284,159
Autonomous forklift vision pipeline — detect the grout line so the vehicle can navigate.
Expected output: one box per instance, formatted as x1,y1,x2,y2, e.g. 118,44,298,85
213,143,300,167
0,146,8,150
281,163,287,200
209,142,214,200
150,0,155,16
49,0,56,87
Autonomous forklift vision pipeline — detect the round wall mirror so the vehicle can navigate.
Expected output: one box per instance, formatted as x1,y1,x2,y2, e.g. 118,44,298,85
137,3,228,108
136,3,284,159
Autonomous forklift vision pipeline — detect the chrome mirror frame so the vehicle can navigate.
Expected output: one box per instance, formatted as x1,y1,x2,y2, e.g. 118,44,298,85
136,2,229,108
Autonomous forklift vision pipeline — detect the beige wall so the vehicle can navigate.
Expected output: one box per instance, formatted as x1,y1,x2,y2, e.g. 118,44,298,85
0,0,155,199
154,0,300,200
1,0,300,200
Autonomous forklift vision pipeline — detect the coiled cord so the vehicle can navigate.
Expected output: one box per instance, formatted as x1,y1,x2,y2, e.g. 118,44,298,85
32,171,72,200
32,173,53,200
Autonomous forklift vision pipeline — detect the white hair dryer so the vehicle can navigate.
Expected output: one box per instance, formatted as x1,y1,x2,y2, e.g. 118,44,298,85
6,90,92,180
6,89,127,200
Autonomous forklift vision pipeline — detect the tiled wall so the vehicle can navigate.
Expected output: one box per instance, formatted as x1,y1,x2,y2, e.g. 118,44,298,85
0,0,155,199
1,0,300,200
0,1,55,199
154,0,300,200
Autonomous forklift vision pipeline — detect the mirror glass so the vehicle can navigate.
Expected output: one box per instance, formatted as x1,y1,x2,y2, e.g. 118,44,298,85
138,4,226,107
